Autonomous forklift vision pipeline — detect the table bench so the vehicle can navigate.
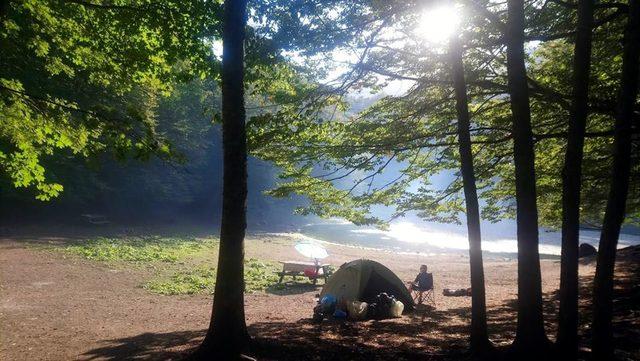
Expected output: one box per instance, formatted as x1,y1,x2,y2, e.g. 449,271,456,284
277,261,331,285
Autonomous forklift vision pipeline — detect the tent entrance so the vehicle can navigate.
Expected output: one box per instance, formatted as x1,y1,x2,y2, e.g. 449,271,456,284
361,270,410,305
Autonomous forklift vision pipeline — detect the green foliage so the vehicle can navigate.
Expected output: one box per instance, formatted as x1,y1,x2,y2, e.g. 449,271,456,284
58,236,284,296
3,0,636,229
144,265,217,295
244,258,283,292
0,78,87,200
0,0,221,199
144,258,282,295
0,0,305,205
64,236,217,262
248,0,639,228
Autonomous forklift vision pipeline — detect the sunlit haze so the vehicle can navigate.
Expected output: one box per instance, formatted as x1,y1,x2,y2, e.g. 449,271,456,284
415,5,461,44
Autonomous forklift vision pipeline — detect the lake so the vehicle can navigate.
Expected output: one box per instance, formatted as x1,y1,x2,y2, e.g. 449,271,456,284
297,218,640,258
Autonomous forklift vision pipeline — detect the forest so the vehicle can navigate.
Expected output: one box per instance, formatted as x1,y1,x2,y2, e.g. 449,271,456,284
1,0,639,360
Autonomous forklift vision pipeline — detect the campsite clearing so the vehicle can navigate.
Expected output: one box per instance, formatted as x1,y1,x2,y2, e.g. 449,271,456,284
1,231,639,360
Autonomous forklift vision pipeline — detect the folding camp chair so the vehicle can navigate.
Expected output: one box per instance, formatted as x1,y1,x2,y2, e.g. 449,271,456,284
407,273,436,307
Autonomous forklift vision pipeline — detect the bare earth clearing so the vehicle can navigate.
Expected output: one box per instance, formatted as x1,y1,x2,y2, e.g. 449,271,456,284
1,230,638,360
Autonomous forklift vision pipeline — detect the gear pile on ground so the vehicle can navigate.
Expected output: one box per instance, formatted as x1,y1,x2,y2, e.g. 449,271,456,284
313,292,404,322
366,292,396,319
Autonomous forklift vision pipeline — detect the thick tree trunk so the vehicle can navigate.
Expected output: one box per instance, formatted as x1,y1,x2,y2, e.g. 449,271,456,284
192,0,250,358
0,1,7,19
592,0,640,359
449,37,490,355
505,0,548,355
0,0,9,27
557,0,594,357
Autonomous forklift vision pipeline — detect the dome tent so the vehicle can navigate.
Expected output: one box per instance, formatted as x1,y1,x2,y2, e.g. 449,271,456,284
320,259,414,310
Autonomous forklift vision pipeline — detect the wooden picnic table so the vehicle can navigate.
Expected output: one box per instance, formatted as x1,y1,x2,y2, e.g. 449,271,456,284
277,260,331,285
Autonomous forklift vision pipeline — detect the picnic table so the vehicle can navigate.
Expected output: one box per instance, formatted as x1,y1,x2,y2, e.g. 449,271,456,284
81,214,110,225
277,261,331,284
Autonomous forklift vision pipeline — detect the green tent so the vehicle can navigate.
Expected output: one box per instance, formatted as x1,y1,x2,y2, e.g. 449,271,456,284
320,259,414,310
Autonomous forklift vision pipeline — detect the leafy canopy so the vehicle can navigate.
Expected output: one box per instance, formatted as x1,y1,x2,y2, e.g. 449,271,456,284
0,0,220,199
248,0,639,228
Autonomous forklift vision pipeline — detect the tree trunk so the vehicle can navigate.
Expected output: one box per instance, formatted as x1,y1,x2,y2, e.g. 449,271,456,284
557,0,594,357
449,37,490,355
505,0,548,355
0,0,9,25
592,0,640,359
0,1,6,17
192,0,250,358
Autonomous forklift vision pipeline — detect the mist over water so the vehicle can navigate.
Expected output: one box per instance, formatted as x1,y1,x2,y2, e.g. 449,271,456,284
298,218,640,257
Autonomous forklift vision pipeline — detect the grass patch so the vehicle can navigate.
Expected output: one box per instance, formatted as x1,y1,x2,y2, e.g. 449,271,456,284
144,258,282,295
144,265,216,295
245,258,283,292
53,235,290,296
63,236,217,263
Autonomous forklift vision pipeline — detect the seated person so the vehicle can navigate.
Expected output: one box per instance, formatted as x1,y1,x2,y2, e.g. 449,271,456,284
410,264,433,291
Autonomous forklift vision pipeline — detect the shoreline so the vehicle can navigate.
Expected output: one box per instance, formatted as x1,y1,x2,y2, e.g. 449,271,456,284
261,231,535,261
294,220,640,258
1,220,638,258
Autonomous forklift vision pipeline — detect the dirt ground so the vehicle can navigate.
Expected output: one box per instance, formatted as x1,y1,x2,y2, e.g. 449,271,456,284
1,232,638,360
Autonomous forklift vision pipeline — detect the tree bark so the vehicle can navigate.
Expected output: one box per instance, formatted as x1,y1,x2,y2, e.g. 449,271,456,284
505,0,549,355
192,0,250,358
557,0,594,357
449,37,490,355
592,0,640,359
0,0,9,24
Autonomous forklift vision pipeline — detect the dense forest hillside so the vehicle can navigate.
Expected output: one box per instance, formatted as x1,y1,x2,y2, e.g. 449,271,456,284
0,80,308,228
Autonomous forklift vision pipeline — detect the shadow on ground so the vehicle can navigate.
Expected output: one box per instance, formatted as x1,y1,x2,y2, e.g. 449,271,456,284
80,246,639,360
81,330,204,360
266,282,322,296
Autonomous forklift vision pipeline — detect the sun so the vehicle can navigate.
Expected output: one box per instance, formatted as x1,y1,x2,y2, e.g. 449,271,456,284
415,5,461,44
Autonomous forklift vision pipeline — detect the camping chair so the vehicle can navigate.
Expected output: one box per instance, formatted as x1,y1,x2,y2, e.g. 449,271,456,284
407,273,436,307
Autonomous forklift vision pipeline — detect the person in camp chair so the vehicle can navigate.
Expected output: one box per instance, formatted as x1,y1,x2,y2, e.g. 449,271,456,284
407,264,435,305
